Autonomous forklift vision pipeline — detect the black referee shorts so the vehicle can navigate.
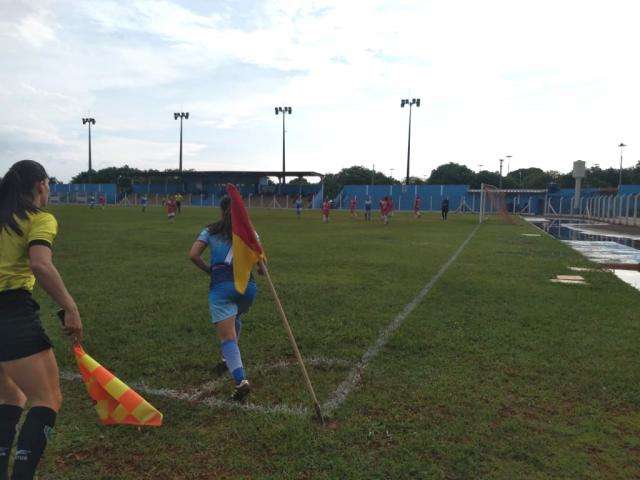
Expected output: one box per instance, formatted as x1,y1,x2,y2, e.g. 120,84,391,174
0,289,53,362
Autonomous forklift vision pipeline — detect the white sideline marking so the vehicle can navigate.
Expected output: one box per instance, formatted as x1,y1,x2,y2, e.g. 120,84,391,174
60,357,352,417
323,224,480,414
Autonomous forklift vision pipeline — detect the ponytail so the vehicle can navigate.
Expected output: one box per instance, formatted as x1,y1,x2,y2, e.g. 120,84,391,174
206,195,232,241
0,160,48,236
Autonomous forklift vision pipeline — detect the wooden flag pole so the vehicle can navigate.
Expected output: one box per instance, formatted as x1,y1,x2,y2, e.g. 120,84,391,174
259,259,325,425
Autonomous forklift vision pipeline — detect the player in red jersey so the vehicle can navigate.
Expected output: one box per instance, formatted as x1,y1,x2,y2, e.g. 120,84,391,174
322,198,330,223
349,197,357,218
381,196,392,225
166,196,177,222
99,194,106,210
413,195,421,218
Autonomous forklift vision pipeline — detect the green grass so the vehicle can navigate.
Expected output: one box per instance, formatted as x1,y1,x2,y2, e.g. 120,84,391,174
26,205,640,479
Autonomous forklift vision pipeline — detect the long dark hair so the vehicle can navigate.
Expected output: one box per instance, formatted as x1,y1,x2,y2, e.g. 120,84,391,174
0,160,49,236
207,195,232,241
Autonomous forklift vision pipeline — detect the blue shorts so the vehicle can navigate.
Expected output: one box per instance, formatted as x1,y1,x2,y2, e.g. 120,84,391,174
208,281,257,324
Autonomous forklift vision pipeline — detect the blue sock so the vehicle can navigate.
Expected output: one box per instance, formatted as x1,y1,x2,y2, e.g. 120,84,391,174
220,339,245,385
235,317,242,341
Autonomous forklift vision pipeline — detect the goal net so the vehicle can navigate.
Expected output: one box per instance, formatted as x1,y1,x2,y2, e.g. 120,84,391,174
479,184,516,224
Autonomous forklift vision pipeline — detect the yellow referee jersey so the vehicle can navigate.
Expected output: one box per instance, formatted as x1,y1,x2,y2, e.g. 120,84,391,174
0,211,58,292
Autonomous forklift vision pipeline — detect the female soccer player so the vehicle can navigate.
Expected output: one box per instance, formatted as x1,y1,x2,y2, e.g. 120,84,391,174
322,198,330,223
381,196,391,225
175,193,183,214
441,197,450,220
364,196,372,222
349,197,357,218
295,195,302,219
188,196,263,402
166,196,177,222
413,195,422,218
0,160,83,480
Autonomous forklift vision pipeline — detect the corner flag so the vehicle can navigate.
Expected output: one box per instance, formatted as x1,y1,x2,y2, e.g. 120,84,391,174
226,183,265,294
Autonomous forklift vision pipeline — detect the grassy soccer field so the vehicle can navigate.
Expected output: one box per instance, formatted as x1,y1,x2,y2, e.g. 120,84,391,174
30,205,640,479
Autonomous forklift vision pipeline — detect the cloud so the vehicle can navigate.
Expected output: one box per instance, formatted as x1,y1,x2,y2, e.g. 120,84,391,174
2,0,640,181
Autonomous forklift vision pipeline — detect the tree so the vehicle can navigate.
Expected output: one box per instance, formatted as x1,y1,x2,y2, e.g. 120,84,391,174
470,170,500,189
427,163,475,185
288,177,309,185
406,176,426,185
506,168,550,189
322,166,397,199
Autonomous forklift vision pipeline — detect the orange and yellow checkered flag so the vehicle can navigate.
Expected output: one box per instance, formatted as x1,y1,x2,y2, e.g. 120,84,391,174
74,345,163,426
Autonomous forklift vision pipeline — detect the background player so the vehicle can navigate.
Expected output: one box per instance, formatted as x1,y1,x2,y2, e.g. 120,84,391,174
166,196,177,223
295,195,302,219
349,196,357,218
381,196,391,225
322,198,330,223
364,196,372,221
441,197,450,220
413,195,422,218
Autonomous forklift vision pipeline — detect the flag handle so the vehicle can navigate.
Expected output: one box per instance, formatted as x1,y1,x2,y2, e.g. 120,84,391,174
258,259,325,425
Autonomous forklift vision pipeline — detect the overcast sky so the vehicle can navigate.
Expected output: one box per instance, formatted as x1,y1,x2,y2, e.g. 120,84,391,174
1,0,639,182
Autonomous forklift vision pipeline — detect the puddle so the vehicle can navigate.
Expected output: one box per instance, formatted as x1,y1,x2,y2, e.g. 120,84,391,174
533,218,640,251
531,218,640,292
563,241,640,264
613,270,640,290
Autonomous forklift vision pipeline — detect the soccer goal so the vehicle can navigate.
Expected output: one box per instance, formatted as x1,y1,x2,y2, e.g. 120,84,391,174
478,184,516,224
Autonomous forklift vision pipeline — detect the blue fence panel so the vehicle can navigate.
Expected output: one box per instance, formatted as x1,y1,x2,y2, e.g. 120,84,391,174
337,185,470,211
50,184,118,204
619,185,640,195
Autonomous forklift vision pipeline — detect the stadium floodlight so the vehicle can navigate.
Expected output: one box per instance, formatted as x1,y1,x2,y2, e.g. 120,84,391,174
275,106,292,183
499,158,504,188
400,98,420,184
618,142,627,189
174,112,189,172
82,118,96,183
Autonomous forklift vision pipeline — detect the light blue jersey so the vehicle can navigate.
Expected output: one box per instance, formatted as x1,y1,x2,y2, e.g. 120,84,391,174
197,228,257,323
197,229,233,269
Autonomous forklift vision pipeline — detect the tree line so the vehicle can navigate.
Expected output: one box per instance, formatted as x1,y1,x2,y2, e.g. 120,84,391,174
62,161,640,199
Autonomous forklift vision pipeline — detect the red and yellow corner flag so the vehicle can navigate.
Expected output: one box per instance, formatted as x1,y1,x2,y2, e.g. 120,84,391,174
227,183,266,294
74,345,163,426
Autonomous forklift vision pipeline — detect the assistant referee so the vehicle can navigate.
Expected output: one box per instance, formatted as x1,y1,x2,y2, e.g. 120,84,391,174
0,160,82,480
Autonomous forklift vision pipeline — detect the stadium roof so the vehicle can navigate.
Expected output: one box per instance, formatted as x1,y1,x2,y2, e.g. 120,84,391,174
467,188,547,193
152,170,324,178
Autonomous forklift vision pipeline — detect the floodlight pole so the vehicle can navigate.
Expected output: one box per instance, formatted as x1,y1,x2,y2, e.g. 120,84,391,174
82,118,95,183
618,142,627,189
401,98,420,184
174,112,189,173
499,158,504,188
275,107,292,184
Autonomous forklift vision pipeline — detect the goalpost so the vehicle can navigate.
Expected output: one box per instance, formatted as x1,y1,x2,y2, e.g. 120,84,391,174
478,183,516,224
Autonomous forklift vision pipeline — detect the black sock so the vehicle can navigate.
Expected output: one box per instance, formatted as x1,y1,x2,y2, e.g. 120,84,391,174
11,407,56,480
0,405,23,480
